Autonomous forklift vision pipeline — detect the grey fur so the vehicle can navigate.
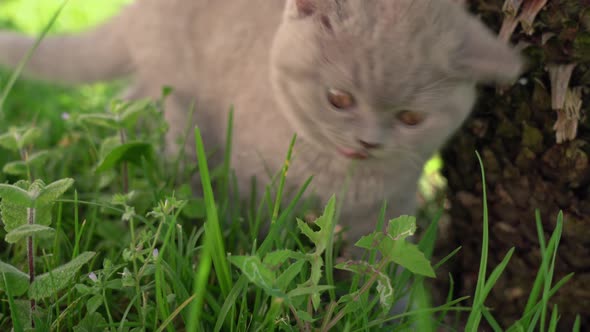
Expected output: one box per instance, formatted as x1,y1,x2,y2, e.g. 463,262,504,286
0,0,522,243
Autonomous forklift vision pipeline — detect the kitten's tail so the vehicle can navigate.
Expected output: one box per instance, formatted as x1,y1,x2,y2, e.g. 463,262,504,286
0,15,132,84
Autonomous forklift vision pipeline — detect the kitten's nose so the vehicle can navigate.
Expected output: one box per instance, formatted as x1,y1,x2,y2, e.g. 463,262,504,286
357,139,382,150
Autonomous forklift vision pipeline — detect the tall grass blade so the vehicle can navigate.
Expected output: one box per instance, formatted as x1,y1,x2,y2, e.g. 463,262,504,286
0,0,70,118
465,151,490,331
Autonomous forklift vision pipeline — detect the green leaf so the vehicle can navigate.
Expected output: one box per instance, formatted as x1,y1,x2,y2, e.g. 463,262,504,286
355,233,383,250
2,161,28,176
119,100,154,127
36,178,74,206
335,261,394,311
1,200,53,232
276,260,305,288
5,224,55,244
295,310,315,323
26,179,45,201
29,252,96,300
0,261,29,296
287,285,334,298
229,256,283,297
25,150,51,168
86,295,103,315
387,215,417,240
19,127,43,149
0,129,19,151
95,141,154,172
297,219,319,247
0,179,72,234
73,312,107,332
355,225,435,278
0,183,34,207
76,113,117,129
263,250,303,267
387,241,435,278
296,196,336,254
0,127,42,151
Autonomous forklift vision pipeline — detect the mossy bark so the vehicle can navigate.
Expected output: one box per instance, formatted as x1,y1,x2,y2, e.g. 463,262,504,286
437,0,590,328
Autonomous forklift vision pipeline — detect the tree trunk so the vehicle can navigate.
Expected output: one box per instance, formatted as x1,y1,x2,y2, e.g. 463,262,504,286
437,0,590,329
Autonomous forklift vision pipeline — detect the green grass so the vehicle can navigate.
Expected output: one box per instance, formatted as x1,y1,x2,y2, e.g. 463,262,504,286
0,2,580,331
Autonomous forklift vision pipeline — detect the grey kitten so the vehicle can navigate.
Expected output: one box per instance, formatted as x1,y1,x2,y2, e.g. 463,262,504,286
0,0,522,244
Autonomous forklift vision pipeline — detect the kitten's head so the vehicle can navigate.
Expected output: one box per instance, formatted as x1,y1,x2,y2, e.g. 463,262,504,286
270,0,523,162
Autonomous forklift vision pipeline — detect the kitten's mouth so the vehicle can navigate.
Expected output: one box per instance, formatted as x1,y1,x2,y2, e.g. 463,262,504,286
338,147,370,160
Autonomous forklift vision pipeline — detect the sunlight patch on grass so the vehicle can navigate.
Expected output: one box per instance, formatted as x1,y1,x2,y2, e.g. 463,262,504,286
0,0,129,33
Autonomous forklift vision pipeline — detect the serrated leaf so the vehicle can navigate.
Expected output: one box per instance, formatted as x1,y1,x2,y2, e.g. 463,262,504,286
73,312,107,332
375,273,394,311
29,252,96,300
0,129,19,151
315,195,336,231
2,161,28,176
95,142,154,172
335,261,394,311
26,180,45,201
354,227,435,278
19,127,42,149
1,200,53,232
120,100,153,127
0,183,34,207
276,260,305,288
0,261,29,296
5,224,55,244
25,150,51,168
36,178,74,206
263,249,303,266
297,196,336,254
297,219,319,245
387,215,417,240
355,232,385,250
76,113,117,129
309,255,323,286
229,256,283,297
287,285,334,298
387,241,435,278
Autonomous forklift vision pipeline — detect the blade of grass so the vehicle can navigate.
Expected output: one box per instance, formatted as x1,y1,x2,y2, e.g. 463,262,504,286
465,151,491,331
573,315,581,332
0,0,70,118
521,211,548,320
257,176,312,256
214,276,249,332
482,308,503,332
480,248,514,301
271,134,297,224
3,272,24,332
509,272,573,331
548,305,559,332
540,211,563,332
156,294,197,332
433,247,462,271
437,273,455,324
187,126,233,331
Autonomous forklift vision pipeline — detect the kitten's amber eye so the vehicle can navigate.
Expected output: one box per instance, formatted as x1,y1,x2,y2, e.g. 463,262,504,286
327,88,355,110
396,110,425,126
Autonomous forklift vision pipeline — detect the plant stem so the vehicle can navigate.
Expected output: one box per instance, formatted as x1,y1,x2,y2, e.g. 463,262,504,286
27,208,36,327
119,129,129,193
323,260,388,331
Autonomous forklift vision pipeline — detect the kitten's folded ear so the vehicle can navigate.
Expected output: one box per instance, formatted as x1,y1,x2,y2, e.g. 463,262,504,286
453,16,524,83
285,0,317,18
